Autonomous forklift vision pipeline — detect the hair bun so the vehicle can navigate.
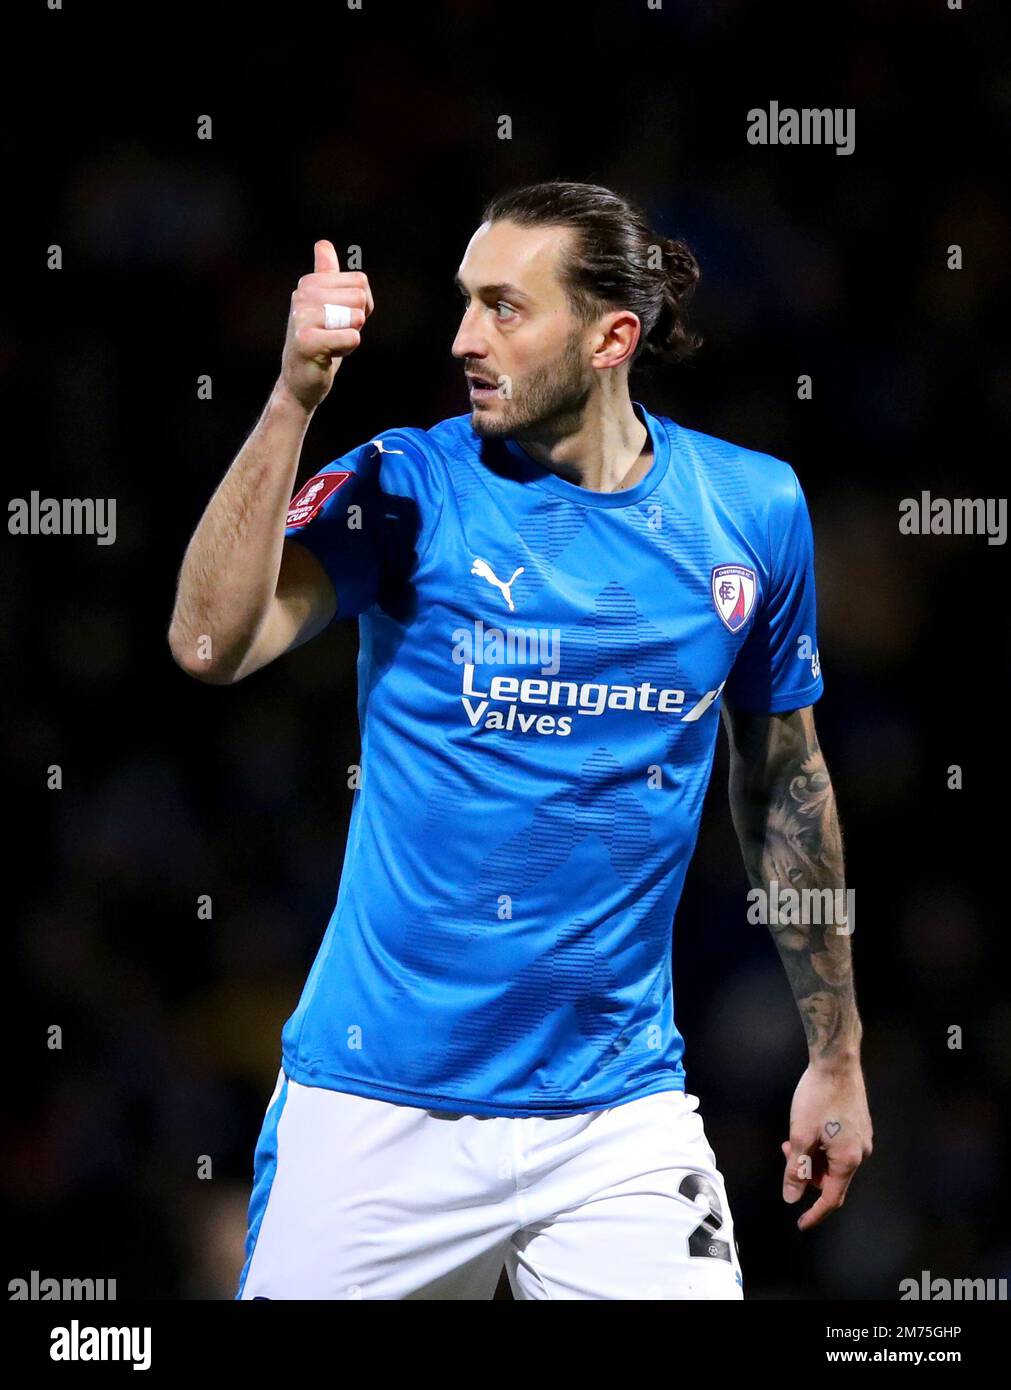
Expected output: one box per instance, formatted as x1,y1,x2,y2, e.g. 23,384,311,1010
643,237,701,363
660,238,701,306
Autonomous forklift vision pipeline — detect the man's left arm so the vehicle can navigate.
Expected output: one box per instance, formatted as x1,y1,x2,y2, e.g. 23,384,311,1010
722,701,873,1230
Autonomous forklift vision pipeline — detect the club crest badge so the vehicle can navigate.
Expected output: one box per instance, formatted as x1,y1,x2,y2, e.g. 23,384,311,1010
712,564,757,632
285,471,351,527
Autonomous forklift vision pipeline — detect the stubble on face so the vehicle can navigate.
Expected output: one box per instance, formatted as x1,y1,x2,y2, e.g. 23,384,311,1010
470,324,594,443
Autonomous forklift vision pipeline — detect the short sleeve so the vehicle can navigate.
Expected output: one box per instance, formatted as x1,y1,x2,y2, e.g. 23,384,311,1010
283,429,441,620
723,469,825,713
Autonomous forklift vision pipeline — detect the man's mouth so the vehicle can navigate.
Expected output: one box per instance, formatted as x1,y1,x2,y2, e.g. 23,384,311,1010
467,373,498,396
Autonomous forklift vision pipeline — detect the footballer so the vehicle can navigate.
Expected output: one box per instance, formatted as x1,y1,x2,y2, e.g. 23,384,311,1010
169,180,872,1300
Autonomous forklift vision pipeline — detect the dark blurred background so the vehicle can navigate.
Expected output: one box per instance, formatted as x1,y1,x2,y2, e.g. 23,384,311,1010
4,0,1009,1299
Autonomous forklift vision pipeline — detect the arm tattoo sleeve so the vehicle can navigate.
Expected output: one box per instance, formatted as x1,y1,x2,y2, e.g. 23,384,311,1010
723,705,862,1066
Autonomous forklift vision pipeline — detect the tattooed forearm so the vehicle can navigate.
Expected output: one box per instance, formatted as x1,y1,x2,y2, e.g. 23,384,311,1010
722,704,862,1067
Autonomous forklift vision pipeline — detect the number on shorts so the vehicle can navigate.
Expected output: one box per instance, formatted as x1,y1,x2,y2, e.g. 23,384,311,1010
678,1174,732,1262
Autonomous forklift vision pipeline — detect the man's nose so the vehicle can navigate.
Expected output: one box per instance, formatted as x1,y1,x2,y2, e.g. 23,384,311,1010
451,307,488,361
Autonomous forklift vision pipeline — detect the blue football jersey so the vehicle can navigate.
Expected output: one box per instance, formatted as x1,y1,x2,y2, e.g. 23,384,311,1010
279,401,824,1117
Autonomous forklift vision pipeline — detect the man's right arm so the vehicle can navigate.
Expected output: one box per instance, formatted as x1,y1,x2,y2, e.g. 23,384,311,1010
167,240,373,684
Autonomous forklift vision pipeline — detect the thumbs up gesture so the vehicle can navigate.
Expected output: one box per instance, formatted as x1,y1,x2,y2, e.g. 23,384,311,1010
280,240,375,411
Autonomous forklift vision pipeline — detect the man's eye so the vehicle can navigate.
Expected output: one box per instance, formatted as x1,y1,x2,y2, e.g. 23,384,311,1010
495,302,516,320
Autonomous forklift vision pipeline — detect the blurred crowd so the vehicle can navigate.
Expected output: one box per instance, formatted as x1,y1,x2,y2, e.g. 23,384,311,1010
6,0,1008,1298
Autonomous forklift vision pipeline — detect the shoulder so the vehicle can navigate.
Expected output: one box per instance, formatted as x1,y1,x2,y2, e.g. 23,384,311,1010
653,414,811,556
355,413,476,493
366,413,475,459
658,414,801,510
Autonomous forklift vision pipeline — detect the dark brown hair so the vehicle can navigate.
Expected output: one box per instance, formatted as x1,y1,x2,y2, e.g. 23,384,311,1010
481,180,701,366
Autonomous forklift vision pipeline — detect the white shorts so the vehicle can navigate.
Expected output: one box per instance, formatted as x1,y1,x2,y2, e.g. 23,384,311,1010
237,1068,745,1300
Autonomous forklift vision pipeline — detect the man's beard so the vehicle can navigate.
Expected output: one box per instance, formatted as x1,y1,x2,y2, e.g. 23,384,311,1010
470,330,593,442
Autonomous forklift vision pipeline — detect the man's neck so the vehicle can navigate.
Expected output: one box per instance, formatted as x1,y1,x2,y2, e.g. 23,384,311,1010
511,393,652,493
